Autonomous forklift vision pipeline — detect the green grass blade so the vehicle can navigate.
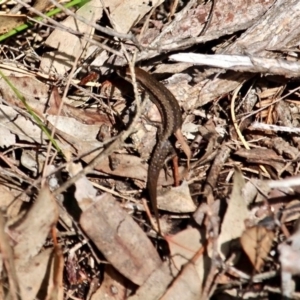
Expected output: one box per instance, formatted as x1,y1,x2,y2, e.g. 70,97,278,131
0,0,89,42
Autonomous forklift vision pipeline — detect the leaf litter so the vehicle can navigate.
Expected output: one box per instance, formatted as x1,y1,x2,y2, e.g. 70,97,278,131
2,0,300,299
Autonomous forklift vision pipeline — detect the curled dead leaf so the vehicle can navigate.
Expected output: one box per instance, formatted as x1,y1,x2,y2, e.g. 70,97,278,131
240,225,274,271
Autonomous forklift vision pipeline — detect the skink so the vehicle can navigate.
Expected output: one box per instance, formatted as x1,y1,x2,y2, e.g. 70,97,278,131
121,67,191,234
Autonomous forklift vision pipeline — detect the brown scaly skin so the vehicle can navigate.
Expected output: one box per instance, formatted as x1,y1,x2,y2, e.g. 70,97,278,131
120,67,191,234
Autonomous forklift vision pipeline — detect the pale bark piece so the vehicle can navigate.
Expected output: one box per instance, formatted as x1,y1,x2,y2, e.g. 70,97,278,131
225,0,300,56
218,167,249,260
46,115,100,141
7,186,58,266
20,149,45,175
66,161,98,211
242,179,271,205
170,53,300,78
135,0,274,62
197,0,300,107
0,184,18,211
158,181,196,213
0,127,15,148
109,0,164,33
0,105,44,143
80,193,162,285
40,0,103,75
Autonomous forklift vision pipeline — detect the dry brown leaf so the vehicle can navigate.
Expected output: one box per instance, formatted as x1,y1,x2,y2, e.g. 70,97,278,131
33,0,51,12
16,248,54,300
2,186,60,299
0,15,26,34
0,73,49,103
161,228,209,299
108,0,164,33
0,211,20,299
158,180,196,213
92,153,149,182
161,263,201,300
0,184,25,220
80,193,162,285
8,185,58,266
40,0,103,75
66,161,97,210
129,226,208,299
0,105,44,143
48,87,111,125
218,167,249,260
168,228,209,282
128,262,179,300
46,246,64,300
0,73,49,127
46,115,100,141
240,225,274,271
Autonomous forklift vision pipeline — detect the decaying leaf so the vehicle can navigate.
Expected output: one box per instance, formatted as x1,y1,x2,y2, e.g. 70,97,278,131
164,228,209,299
40,0,103,75
7,185,58,266
218,167,249,260
16,248,55,300
0,105,45,143
46,115,100,141
0,14,26,34
0,211,20,299
80,193,162,285
66,160,97,210
158,180,196,213
240,225,275,271
0,74,49,107
128,227,209,300
46,245,64,300
0,186,59,299
161,263,201,300
108,0,164,33
128,262,177,300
